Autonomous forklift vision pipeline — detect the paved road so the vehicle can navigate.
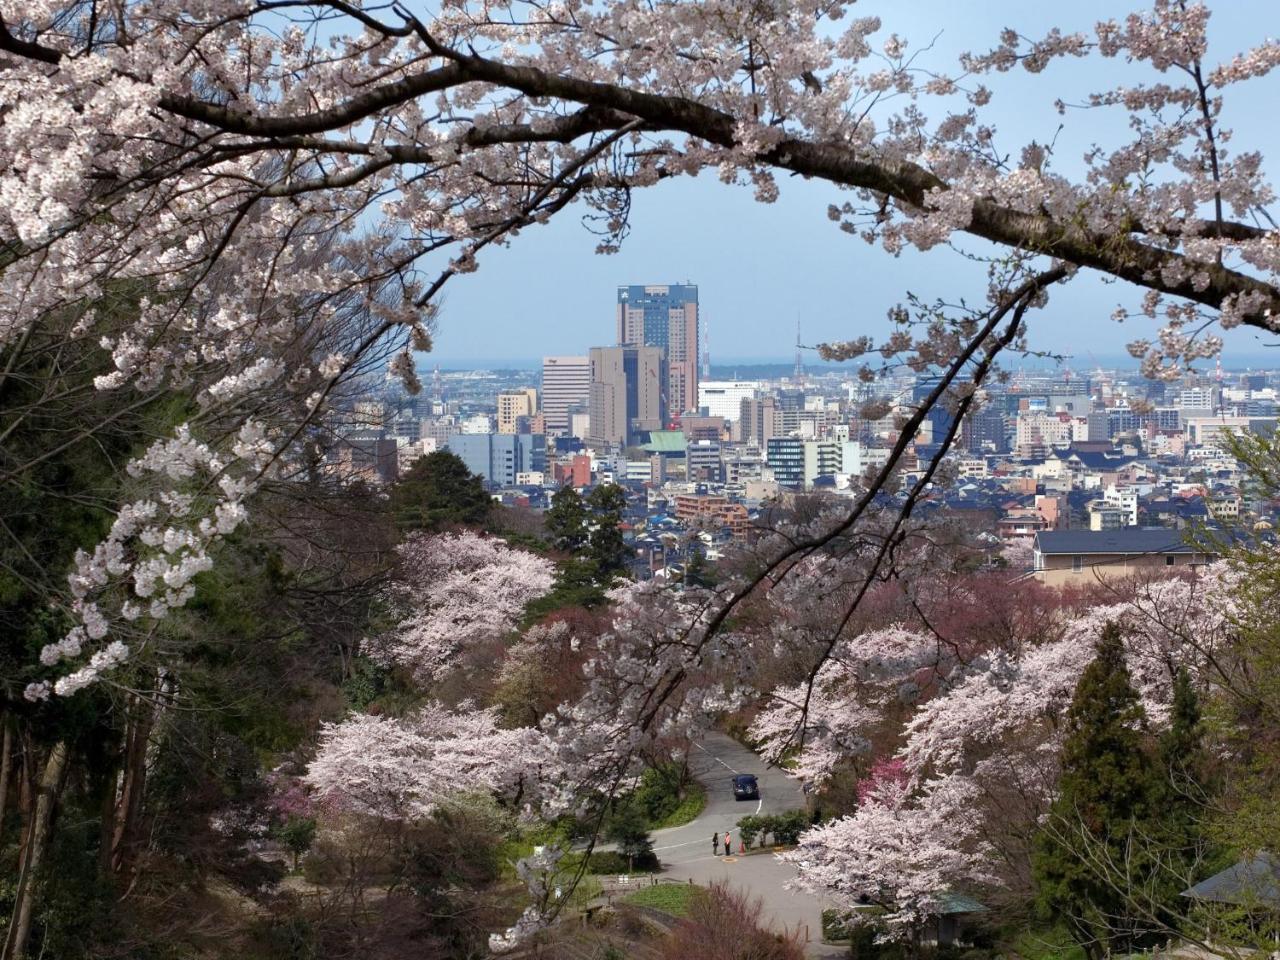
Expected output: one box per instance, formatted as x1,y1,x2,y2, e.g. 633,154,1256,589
653,732,846,958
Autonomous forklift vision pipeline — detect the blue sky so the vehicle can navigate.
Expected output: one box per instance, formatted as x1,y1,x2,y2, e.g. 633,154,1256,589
422,2,1280,367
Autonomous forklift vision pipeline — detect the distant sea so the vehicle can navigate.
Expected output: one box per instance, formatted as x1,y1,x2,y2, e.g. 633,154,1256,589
419,351,1280,375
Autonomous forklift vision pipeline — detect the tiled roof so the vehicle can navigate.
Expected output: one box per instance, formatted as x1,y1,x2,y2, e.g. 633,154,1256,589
1182,853,1280,905
1034,528,1198,555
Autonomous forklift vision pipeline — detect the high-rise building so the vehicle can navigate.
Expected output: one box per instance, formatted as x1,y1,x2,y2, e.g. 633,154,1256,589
587,345,666,448
541,356,591,435
686,439,723,483
446,433,545,488
617,284,699,418
740,396,781,447
497,388,537,434
766,436,805,487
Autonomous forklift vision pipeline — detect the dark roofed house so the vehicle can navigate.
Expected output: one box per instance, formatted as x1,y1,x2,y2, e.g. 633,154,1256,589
1032,528,1217,587
1182,852,1280,907
1181,852,1280,946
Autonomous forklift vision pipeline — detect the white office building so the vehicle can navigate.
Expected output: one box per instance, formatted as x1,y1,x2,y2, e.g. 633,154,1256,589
541,355,591,435
698,381,760,422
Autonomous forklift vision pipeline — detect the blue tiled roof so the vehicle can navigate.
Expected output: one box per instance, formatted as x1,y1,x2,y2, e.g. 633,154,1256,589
1034,528,1198,555
1182,853,1280,905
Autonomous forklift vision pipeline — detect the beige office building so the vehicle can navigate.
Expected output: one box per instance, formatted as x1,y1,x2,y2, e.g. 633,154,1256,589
496,388,538,434
588,345,666,448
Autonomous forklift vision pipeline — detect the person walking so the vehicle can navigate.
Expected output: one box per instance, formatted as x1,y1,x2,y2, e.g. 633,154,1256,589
712,831,720,856
723,831,732,857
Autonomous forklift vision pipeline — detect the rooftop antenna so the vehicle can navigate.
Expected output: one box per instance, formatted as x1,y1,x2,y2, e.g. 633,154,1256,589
794,316,804,382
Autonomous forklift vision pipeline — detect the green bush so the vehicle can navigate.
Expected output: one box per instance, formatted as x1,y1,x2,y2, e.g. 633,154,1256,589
585,850,659,874
771,809,808,845
632,762,703,828
822,908,853,941
652,781,706,828
274,816,317,871
740,810,807,848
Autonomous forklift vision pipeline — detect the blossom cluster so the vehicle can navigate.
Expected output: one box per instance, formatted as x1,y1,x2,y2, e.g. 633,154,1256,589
371,531,555,684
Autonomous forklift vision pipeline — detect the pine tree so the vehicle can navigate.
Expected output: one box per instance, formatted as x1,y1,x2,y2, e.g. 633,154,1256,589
390,450,493,532
586,484,631,580
1151,667,1211,927
544,485,589,552
1033,622,1159,960
606,802,656,871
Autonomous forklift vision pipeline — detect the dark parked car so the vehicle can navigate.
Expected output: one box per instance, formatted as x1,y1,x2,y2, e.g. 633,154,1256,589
733,774,759,800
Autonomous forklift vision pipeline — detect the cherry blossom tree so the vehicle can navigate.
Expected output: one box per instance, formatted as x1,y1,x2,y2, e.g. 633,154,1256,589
305,701,552,821
3,4,1280,949
2,0,1278,699
786,563,1245,931
371,530,554,685
750,625,936,784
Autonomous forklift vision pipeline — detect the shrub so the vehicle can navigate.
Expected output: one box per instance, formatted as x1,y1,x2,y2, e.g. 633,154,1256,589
274,816,318,871
659,881,804,960
737,814,762,848
771,810,809,845
586,850,659,874
822,908,853,942
631,762,703,828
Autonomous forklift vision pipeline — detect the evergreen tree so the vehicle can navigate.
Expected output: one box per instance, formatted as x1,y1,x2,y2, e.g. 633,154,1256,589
585,484,631,579
1151,667,1211,926
390,450,493,532
1033,622,1159,960
606,803,655,871
684,546,718,588
544,485,589,552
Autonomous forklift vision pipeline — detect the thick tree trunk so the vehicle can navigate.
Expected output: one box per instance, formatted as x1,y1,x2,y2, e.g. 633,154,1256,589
0,720,12,841
3,740,69,960
111,700,153,878
12,732,34,873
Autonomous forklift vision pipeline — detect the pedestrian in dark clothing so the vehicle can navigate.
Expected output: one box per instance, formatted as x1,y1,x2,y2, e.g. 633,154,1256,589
712,832,720,856
724,832,731,856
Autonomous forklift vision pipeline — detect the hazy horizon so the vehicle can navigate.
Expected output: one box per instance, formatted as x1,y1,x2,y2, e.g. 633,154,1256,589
417,2,1280,369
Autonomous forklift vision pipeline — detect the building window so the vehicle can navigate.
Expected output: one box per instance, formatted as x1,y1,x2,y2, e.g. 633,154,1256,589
1166,555,1176,566
1072,555,1083,572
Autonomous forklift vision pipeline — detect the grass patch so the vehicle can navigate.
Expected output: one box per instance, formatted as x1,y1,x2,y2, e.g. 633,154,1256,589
622,883,703,918
1008,926,1087,960
651,781,706,829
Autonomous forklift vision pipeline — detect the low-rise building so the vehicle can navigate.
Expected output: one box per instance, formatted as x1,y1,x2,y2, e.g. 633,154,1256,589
1031,528,1215,587
672,494,752,539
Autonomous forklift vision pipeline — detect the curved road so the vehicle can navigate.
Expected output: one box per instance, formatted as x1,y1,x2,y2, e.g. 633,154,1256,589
652,732,845,958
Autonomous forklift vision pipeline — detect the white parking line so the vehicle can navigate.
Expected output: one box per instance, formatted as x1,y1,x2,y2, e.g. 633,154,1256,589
693,740,739,774
755,797,762,814
653,838,712,851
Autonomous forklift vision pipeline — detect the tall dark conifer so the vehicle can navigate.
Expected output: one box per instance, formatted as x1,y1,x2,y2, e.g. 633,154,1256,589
1033,622,1159,960
544,484,589,552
